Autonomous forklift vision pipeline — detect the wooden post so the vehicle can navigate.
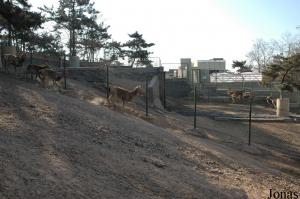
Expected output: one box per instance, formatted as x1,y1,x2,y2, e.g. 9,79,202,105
106,64,109,100
194,86,197,129
248,96,253,145
146,77,149,116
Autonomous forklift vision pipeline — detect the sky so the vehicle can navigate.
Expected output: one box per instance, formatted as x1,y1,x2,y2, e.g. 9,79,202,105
29,0,300,70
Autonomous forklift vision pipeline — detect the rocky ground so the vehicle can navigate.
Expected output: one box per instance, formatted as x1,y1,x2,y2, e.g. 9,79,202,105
0,74,299,199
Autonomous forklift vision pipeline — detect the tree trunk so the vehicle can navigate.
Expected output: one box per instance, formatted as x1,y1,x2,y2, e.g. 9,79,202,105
0,46,2,69
71,0,76,57
69,29,72,58
131,58,136,68
8,26,12,46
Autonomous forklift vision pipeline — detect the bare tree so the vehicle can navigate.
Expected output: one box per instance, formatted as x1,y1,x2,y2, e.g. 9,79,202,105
279,32,299,56
246,33,300,73
246,39,275,73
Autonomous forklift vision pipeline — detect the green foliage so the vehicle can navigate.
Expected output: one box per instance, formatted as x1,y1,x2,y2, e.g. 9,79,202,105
262,54,300,92
41,0,99,57
29,33,65,56
232,60,252,73
0,0,43,46
104,41,125,64
124,31,154,67
79,21,111,62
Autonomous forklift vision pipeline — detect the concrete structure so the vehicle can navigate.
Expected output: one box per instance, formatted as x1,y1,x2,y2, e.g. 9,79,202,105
70,56,80,68
177,68,187,78
192,58,226,83
165,58,226,83
276,98,290,117
165,69,177,79
180,58,192,80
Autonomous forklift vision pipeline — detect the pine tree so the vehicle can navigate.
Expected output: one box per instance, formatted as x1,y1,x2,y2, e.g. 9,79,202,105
104,40,125,65
232,60,252,73
80,20,111,62
124,31,154,67
263,54,300,95
41,0,99,58
0,0,43,46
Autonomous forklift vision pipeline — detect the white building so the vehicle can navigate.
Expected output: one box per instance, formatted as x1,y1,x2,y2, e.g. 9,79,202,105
191,58,226,83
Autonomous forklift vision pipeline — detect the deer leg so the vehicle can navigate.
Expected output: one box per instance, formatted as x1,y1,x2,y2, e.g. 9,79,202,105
107,95,116,109
4,60,7,73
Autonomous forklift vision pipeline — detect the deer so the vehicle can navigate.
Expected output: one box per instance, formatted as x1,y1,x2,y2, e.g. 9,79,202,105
26,64,50,80
266,96,276,108
38,68,64,88
227,88,244,103
242,91,255,101
228,88,254,103
2,53,26,74
108,85,144,108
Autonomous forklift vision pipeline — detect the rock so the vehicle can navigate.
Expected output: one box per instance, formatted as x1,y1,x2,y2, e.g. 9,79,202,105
143,156,166,168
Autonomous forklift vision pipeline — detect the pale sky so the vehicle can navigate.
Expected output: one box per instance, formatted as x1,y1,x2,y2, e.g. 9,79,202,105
29,0,300,70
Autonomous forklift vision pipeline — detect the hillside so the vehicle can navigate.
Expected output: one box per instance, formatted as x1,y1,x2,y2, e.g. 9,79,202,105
0,74,299,199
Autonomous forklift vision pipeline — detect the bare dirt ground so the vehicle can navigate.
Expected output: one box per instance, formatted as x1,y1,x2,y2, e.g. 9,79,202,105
0,74,299,199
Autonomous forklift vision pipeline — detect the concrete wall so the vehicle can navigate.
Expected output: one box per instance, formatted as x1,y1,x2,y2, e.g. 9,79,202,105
165,79,192,98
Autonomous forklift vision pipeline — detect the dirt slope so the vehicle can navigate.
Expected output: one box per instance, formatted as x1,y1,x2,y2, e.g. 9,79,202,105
0,74,299,199
0,75,249,199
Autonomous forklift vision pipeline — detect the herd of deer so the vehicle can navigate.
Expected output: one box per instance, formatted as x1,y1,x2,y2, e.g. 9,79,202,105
1,52,277,109
227,88,276,108
1,52,64,88
0,52,143,107
227,88,254,103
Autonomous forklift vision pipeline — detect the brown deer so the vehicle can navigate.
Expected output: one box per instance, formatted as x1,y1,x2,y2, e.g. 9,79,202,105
108,85,144,107
26,64,50,79
266,96,276,108
2,53,26,74
227,88,244,103
39,68,64,88
228,88,254,103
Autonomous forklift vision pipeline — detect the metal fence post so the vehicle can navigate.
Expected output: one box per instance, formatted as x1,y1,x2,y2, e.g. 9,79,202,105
63,54,67,89
106,64,109,100
208,85,210,102
194,86,197,129
163,71,166,110
146,77,149,116
30,51,33,64
248,96,253,145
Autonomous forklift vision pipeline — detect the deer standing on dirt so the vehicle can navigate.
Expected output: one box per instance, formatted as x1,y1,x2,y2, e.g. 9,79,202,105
38,68,64,88
26,64,50,79
266,96,276,108
228,89,244,103
108,85,144,108
2,53,26,74
228,88,254,103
